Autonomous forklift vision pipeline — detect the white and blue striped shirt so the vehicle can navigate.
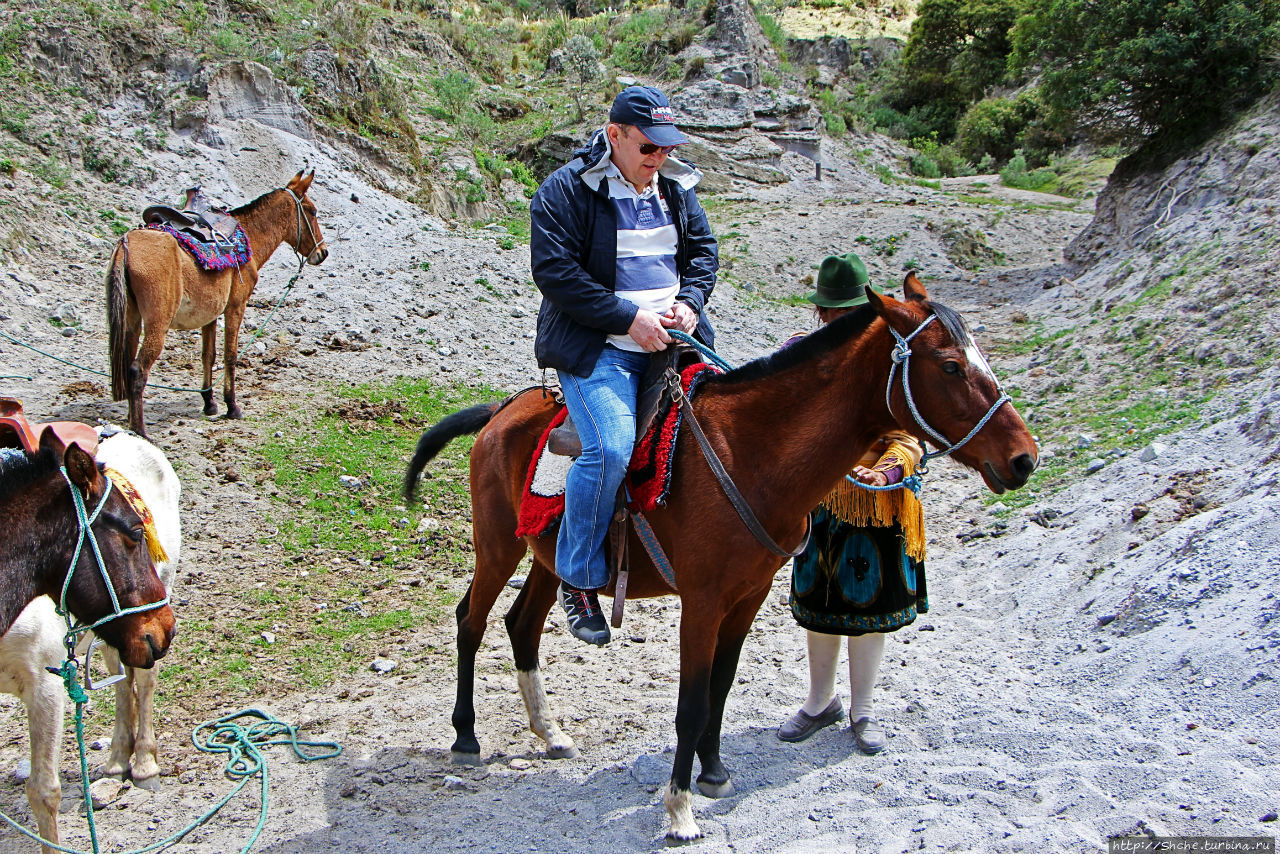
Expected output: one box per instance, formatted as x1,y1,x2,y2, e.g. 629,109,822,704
603,164,679,352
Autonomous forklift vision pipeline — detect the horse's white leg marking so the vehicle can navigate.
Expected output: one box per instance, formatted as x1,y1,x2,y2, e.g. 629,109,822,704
129,664,161,788
664,781,701,841
25,662,63,854
102,646,137,780
517,668,577,758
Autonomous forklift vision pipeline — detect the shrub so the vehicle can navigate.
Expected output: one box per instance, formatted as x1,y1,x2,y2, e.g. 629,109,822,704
432,72,477,118
999,150,1057,192
954,92,1041,165
909,151,940,178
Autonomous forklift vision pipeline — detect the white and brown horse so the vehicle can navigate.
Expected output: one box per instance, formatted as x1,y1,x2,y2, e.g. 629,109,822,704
106,170,328,436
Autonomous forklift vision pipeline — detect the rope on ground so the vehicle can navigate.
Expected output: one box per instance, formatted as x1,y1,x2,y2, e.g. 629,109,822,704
0,702,341,854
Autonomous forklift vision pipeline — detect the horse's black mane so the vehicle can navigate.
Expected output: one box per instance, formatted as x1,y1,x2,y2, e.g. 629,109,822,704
230,186,286,218
0,445,57,504
707,305,878,387
703,297,971,386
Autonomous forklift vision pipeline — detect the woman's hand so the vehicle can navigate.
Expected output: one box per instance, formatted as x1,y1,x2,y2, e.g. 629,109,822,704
851,465,888,487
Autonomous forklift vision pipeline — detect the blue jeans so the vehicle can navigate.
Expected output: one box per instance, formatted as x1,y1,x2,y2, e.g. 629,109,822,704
556,345,650,589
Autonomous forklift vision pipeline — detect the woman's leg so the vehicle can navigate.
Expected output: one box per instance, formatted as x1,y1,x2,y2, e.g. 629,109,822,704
847,632,887,753
802,630,842,715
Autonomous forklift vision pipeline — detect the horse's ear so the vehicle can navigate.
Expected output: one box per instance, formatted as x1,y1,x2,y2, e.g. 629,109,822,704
297,170,315,195
903,271,928,302
62,440,102,497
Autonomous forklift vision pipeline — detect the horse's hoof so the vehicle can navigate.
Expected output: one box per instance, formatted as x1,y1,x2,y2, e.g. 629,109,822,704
131,774,162,792
450,750,484,766
224,408,243,421
695,777,734,799
545,744,579,760
665,829,704,844
203,404,218,416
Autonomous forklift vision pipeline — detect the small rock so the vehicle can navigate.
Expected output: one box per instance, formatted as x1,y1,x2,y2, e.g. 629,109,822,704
89,778,127,809
508,758,532,770
1086,458,1106,474
12,759,31,783
1097,614,1118,627
261,631,276,645
370,657,397,674
339,475,363,490
1139,443,1167,462
443,775,468,790
339,781,358,798
90,738,111,751
1075,434,1095,449
416,517,441,533
61,326,78,337
1260,811,1278,822
1131,503,1149,521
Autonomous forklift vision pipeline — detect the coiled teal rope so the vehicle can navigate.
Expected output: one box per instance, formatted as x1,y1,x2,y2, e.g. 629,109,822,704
0,700,341,854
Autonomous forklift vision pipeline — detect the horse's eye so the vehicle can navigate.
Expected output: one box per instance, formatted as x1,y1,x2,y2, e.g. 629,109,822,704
942,360,962,375
129,525,146,544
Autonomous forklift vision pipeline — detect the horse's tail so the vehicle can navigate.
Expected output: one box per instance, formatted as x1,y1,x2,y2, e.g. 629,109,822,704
106,238,132,402
403,402,501,501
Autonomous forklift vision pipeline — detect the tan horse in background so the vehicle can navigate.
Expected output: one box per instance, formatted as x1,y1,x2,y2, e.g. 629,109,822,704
106,170,328,437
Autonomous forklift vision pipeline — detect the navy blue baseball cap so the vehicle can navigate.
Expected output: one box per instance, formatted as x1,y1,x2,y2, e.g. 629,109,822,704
609,86,689,147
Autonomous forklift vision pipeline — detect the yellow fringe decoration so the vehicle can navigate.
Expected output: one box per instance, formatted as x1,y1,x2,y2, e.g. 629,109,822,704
103,466,168,565
819,433,927,562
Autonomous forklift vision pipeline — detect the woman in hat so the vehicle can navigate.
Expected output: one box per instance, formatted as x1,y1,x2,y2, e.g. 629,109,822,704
776,252,929,754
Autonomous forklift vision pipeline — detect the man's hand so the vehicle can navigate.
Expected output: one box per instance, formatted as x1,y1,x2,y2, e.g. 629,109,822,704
628,309,674,352
660,302,697,334
851,465,888,487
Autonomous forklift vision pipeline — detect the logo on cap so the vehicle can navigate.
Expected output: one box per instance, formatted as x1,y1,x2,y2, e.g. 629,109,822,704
650,106,675,124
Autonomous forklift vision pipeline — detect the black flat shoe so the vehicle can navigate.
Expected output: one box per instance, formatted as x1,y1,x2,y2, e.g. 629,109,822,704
777,697,843,742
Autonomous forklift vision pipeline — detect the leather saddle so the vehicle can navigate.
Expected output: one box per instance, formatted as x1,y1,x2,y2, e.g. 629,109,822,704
0,396,99,456
142,185,240,246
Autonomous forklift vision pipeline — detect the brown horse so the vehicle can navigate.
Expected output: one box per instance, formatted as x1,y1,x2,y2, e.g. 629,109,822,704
403,276,1038,840
0,429,175,667
106,171,328,437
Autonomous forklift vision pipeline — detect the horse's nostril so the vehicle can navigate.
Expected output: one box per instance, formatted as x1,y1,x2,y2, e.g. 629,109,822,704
1011,453,1037,481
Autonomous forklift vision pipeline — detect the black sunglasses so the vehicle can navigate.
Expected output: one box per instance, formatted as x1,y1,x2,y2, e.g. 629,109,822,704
638,142,677,156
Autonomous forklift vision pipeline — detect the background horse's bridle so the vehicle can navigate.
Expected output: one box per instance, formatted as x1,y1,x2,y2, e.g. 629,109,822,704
284,187,325,263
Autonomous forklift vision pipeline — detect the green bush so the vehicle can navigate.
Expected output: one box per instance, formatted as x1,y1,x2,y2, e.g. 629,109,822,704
432,72,477,118
909,151,940,178
824,112,848,137
954,93,1040,165
1012,0,1280,150
999,150,1057,192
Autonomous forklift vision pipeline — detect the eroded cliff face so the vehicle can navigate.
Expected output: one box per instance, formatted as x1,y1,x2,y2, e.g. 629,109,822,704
1067,92,1280,274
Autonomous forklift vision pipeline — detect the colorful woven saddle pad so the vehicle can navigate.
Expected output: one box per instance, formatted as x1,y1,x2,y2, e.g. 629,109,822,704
144,222,251,271
515,363,720,538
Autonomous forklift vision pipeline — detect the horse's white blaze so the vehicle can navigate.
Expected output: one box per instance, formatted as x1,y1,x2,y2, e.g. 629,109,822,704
965,340,998,384
664,781,701,840
517,668,574,753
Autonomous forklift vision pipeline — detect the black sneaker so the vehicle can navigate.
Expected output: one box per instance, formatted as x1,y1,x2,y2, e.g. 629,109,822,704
558,583,611,646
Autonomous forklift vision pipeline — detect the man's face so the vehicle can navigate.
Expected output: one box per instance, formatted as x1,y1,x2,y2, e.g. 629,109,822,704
607,123,675,190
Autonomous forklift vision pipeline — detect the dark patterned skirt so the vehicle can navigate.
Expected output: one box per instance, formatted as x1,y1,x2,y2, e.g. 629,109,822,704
789,506,928,636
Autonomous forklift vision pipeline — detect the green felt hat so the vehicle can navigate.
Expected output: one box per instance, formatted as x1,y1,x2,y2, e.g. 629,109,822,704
806,252,881,307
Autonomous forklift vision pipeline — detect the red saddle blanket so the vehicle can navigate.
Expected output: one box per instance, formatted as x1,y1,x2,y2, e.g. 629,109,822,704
514,363,720,538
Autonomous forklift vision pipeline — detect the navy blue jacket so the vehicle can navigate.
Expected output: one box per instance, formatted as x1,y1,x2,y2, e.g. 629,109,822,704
530,130,719,377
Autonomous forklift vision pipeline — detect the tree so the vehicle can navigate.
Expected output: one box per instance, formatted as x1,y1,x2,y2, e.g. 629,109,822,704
563,35,604,122
1011,0,1280,150
890,0,1027,140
